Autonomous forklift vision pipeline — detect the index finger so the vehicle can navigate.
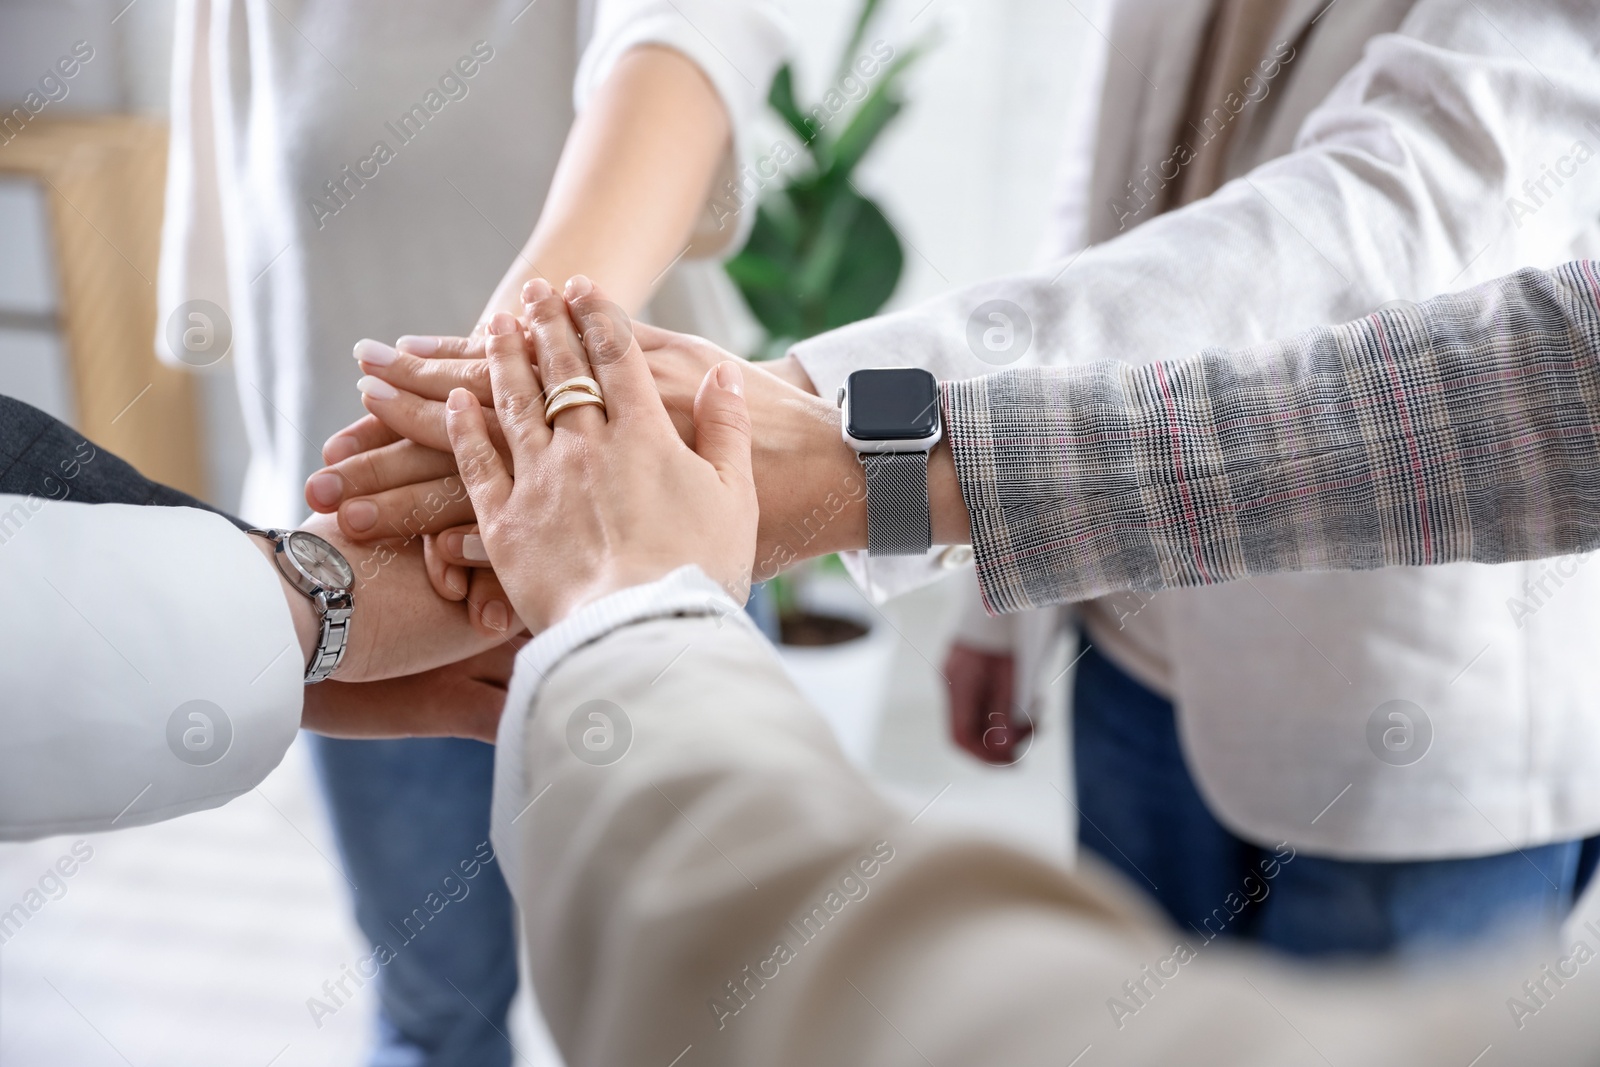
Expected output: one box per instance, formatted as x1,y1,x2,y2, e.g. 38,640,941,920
324,413,399,465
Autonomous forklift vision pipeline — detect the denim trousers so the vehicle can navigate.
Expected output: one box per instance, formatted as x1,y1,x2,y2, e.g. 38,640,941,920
1071,639,1600,958
312,736,518,1067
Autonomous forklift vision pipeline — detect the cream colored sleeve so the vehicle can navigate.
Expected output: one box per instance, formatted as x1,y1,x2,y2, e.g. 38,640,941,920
493,602,1600,1066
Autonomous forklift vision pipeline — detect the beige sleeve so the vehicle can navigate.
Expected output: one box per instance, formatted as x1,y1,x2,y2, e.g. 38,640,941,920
499,614,1600,1066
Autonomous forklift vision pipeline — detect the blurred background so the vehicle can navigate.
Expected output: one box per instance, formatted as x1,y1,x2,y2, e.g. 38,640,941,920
0,1,1090,1064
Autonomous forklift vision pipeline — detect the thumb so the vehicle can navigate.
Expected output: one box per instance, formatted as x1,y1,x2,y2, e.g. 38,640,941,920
444,388,511,518
692,361,753,487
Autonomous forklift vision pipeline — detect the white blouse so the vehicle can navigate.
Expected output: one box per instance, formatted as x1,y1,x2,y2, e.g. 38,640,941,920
157,0,788,525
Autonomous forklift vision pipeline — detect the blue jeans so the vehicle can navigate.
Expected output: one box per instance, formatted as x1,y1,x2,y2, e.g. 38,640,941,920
312,736,517,1067
1071,639,1600,958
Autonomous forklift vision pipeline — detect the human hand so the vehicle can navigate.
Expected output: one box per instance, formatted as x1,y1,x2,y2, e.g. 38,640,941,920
257,511,520,683
306,341,516,634
442,277,756,633
943,642,1030,765
339,314,866,583
300,644,519,744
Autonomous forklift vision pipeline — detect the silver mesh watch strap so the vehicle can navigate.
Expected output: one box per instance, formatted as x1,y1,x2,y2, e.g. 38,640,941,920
861,451,932,556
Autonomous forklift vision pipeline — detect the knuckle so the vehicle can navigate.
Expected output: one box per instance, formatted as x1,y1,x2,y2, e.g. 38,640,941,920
497,391,542,427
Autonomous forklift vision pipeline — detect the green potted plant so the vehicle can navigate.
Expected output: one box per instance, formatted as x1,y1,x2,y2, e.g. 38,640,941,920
727,0,929,766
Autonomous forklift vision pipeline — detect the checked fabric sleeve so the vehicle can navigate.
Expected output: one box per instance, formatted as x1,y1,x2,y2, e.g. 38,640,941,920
942,261,1600,615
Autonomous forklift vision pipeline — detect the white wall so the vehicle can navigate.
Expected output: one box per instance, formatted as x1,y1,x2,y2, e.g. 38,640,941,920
782,0,1086,303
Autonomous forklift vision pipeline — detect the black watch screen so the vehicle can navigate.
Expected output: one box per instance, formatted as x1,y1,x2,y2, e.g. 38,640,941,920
845,368,940,441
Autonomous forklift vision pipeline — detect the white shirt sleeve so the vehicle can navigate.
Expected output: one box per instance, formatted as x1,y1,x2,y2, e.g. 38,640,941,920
0,496,304,841
577,0,792,256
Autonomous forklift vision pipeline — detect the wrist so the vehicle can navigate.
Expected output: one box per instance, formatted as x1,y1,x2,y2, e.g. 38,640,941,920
767,353,818,394
250,533,320,669
751,391,867,579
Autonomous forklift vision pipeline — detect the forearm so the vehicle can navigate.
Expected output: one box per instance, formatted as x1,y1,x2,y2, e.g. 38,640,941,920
478,45,731,321
947,261,1600,613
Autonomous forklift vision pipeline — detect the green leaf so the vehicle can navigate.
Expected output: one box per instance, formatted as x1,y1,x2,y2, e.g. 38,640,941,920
820,195,902,330
830,43,926,178
768,65,819,149
835,0,887,85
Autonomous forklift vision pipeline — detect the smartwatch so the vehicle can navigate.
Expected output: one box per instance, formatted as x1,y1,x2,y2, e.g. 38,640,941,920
837,367,942,556
250,528,355,682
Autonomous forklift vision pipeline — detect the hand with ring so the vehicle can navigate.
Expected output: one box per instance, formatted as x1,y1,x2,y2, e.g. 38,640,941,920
440,276,757,634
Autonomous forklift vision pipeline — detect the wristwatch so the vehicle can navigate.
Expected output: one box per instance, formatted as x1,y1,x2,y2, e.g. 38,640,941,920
837,367,942,556
251,528,355,682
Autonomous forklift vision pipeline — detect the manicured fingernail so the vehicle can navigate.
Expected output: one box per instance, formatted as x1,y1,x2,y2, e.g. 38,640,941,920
444,565,468,598
307,471,343,507
715,361,745,396
487,312,518,336
523,278,553,302
564,274,593,299
353,339,398,366
447,388,473,411
482,600,509,632
396,335,440,355
342,499,379,532
322,434,360,464
461,533,488,562
357,375,399,400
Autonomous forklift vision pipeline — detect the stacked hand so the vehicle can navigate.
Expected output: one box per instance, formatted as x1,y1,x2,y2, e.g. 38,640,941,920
302,275,988,754
257,512,522,743
437,277,757,631
311,276,757,640
307,281,875,603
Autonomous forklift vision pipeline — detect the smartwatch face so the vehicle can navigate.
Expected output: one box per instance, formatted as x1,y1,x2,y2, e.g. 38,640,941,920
288,532,354,590
846,368,940,441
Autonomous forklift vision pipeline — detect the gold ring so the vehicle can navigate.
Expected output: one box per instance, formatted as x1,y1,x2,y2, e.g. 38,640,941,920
544,391,606,426
545,376,603,405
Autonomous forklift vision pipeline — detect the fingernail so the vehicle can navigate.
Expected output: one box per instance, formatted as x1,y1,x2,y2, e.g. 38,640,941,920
461,533,488,562
353,339,398,366
342,499,379,532
322,434,360,464
523,278,553,302
487,312,518,336
564,274,593,299
483,600,509,632
715,361,745,396
307,471,343,507
396,335,440,355
447,388,473,411
444,565,468,598
356,375,399,401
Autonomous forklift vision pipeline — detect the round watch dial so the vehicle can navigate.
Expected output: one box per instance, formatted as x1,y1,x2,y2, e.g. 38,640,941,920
287,532,354,590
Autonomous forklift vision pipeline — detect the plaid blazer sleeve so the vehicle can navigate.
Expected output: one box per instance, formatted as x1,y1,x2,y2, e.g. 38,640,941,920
944,261,1600,614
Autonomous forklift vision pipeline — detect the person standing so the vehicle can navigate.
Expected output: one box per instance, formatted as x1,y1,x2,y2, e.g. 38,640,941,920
156,2,787,1063
778,0,1600,957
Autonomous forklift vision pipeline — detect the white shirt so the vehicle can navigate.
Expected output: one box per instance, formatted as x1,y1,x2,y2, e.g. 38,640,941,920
793,0,1600,859
0,495,302,841
157,0,788,525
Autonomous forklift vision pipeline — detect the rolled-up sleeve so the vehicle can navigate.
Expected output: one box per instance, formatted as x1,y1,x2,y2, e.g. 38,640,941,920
945,261,1600,613
577,0,791,255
